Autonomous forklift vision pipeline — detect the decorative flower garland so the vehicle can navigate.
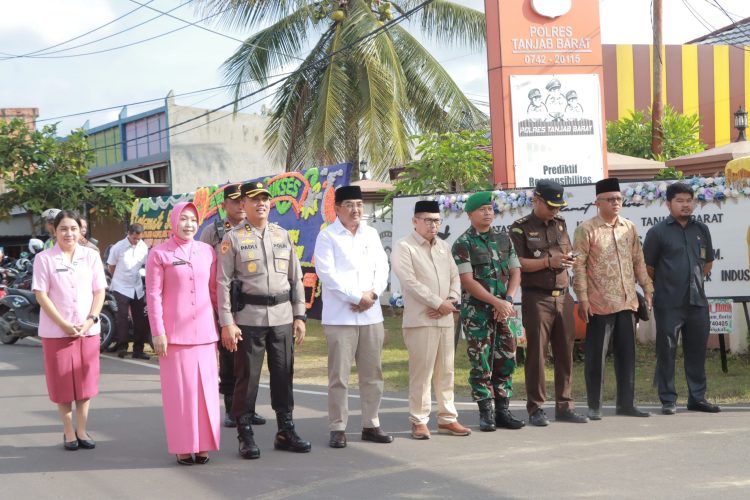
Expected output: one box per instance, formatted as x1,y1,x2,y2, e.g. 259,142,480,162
621,176,750,204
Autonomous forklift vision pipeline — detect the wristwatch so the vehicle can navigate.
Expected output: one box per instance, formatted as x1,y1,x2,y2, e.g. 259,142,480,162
87,314,100,324
504,294,514,303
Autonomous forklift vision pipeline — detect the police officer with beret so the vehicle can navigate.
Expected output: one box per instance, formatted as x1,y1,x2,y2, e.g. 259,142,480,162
452,192,525,432
217,181,310,459
510,180,588,426
199,183,266,428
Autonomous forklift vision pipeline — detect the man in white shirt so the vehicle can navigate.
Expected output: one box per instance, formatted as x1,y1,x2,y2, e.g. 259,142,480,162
108,223,150,359
314,185,392,449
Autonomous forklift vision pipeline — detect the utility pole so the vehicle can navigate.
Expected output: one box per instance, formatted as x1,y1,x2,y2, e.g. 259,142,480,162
652,0,664,156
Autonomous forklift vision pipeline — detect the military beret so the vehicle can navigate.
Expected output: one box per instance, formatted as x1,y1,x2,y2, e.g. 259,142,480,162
335,185,363,203
534,179,567,207
223,183,242,200
414,200,440,214
241,180,270,198
465,191,493,213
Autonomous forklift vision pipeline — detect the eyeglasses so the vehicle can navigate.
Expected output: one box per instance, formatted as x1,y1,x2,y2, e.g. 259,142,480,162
340,202,364,210
597,196,624,204
417,217,442,226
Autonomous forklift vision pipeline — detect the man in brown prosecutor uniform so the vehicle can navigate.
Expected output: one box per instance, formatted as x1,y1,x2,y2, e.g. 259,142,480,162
509,180,588,426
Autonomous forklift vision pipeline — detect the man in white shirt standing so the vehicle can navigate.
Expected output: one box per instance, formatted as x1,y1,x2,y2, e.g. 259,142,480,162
108,223,150,359
314,185,392,449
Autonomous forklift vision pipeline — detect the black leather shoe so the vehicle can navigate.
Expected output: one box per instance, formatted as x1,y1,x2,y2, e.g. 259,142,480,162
329,431,347,448
661,403,677,415
274,429,312,453
616,407,651,417
555,409,588,423
117,350,128,359
176,455,194,465
194,455,210,465
361,427,393,443
250,412,266,425
687,400,721,413
76,433,96,449
64,434,78,451
529,409,549,427
132,352,150,360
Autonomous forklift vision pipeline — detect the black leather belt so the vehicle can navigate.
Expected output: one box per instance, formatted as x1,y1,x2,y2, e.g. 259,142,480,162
241,290,291,306
523,287,567,297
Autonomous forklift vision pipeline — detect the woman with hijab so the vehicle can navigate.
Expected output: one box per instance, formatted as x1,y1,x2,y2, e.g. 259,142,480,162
146,202,220,465
33,210,107,450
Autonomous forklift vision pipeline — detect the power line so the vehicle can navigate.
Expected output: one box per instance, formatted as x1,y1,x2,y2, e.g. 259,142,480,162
704,0,750,42
0,0,192,60
682,0,750,50
126,0,305,62
86,0,437,154
0,0,157,60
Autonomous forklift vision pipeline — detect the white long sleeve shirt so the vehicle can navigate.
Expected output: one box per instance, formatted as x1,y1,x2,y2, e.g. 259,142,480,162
314,218,389,326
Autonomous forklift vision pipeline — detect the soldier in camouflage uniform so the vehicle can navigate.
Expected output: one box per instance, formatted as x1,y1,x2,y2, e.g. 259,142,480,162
451,192,525,431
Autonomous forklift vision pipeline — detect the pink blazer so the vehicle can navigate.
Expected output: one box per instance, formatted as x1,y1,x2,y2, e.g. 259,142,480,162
146,238,218,345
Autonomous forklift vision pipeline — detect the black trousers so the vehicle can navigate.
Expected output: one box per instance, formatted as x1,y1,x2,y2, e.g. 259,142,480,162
653,305,710,405
232,324,295,419
584,310,637,411
114,290,149,353
218,340,235,396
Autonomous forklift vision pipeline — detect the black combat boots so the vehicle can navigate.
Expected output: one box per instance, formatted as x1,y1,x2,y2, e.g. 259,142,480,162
494,397,526,429
237,415,260,459
477,399,496,432
223,394,237,428
273,412,311,453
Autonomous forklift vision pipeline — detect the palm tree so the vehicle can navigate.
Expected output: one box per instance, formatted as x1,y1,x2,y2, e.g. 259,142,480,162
197,0,487,179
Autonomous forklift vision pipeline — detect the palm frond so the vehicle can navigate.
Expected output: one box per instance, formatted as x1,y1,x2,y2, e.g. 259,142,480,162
195,0,310,32
396,0,486,50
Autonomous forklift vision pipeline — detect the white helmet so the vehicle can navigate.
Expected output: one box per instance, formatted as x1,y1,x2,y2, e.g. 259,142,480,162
41,208,61,221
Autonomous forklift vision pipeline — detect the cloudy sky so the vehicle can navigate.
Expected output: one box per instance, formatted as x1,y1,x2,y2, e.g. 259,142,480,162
1,0,749,135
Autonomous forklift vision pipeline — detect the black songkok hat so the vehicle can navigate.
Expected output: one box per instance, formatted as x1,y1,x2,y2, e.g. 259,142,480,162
223,183,242,200
335,185,363,203
414,200,440,214
595,177,621,195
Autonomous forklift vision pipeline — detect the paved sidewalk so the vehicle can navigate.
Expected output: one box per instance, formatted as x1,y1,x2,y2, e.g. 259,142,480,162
1,338,749,499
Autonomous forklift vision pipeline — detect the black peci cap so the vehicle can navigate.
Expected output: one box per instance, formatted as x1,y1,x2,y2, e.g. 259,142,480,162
335,185,363,203
414,200,440,214
595,177,621,195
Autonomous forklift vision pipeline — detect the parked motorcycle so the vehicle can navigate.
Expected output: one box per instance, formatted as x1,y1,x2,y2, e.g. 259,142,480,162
0,239,118,352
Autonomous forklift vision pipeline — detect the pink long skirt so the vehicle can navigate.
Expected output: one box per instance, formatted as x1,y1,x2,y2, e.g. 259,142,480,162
159,342,220,454
42,335,100,404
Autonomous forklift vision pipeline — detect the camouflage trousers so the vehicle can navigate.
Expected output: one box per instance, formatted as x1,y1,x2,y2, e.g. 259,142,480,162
462,313,517,401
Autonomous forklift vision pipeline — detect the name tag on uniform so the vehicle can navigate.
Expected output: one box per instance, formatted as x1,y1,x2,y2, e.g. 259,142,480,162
55,268,68,273
172,260,187,266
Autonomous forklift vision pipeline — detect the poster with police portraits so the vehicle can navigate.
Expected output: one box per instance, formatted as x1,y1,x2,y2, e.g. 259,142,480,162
510,74,605,188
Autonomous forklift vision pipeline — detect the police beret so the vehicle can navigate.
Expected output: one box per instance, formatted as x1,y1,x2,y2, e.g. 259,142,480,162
414,200,440,214
595,177,621,195
335,185,363,203
241,181,271,198
465,191,493,213
223,183,242,200
534,180,567,207
546,78,561,91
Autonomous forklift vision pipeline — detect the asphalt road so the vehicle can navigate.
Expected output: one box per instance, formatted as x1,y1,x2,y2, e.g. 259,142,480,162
1,337,749,500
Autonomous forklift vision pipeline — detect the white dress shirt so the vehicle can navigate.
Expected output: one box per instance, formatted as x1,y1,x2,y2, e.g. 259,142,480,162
107,237,148,299
314,218,389,326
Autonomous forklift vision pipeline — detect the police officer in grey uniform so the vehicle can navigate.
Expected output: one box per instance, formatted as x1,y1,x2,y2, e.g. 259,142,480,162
217,181,310,459
199,183,266,428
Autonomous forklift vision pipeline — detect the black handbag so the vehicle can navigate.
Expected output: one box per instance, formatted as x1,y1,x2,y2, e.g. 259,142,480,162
636,291,650,322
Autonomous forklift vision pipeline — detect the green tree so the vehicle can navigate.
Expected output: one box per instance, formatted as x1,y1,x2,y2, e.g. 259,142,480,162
606,105,705,161
198,0,487,179
384,129,492,205
0,119,134,235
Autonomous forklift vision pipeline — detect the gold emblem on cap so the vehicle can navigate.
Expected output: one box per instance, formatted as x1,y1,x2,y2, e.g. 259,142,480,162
257,182,262,188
